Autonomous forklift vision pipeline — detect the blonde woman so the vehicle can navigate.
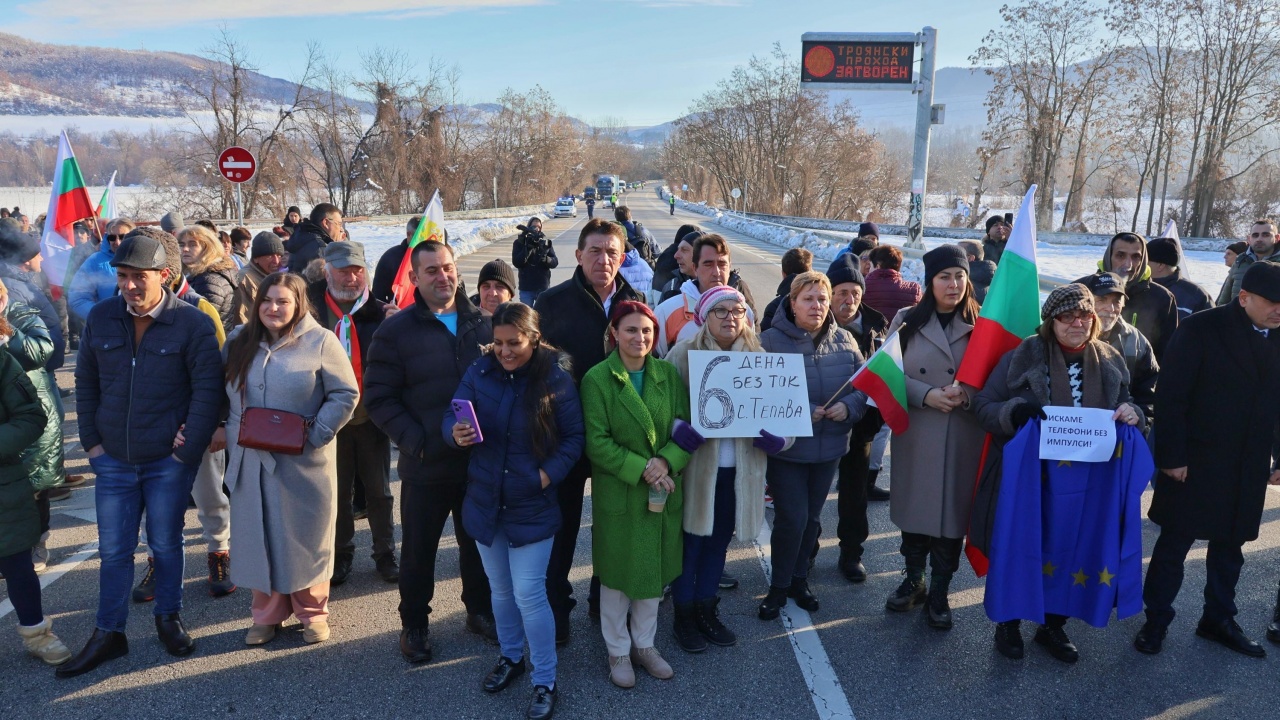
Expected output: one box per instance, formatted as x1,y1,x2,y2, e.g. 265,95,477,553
177,225,239,333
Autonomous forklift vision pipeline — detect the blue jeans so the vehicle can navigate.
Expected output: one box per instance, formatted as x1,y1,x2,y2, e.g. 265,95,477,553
672,467,736,604
91,453,195,631
519,290,541,306
475,527,557,687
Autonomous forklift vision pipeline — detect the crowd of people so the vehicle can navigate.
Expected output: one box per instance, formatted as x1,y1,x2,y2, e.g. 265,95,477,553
2,199,1280,720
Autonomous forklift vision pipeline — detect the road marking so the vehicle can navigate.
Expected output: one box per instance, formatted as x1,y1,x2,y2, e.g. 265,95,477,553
752,518,856,720
0,540,100,622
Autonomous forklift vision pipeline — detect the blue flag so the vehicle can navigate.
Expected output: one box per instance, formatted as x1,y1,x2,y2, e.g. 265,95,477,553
984,420,1154,627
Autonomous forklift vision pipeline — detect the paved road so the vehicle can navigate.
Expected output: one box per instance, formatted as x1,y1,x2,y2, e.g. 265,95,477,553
4,191,1280,720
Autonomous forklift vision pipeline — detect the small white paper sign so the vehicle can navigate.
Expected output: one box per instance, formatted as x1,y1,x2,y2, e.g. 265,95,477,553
1038,406,1117,463
687,350,813,439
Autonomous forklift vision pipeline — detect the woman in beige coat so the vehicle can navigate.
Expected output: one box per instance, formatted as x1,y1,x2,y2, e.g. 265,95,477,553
665,286,771,654
222,273,358,646
884,245,986,630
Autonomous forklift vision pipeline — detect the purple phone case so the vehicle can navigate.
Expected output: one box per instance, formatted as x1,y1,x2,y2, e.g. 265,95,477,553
452,399,484,443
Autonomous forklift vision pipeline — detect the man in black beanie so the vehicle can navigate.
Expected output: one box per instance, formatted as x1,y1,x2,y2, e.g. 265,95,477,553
1136,261,1280,658
232,231,286,327
826,254,889,581
1146,236,1212,319
982,215,1011,265
471,258,518,314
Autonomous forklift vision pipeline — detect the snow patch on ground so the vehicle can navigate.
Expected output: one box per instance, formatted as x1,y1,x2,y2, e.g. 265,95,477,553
345,215,544,265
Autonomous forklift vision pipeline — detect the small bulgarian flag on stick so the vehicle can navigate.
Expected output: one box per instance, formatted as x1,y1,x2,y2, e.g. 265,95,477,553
955,185,1042,390
850,330,910,434
390,189,447,309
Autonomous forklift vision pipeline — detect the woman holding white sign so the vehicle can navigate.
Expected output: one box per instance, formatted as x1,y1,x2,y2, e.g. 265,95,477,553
757,272,868,621
972,283,1143,664
665,286,778,652
884,245,984,631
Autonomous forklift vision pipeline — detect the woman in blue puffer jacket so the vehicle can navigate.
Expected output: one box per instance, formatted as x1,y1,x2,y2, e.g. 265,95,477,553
444,302,583,719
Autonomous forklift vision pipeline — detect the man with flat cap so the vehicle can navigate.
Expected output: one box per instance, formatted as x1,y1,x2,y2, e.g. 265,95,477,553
308,241,399,585
1135,261,1280,658
59,234,224,677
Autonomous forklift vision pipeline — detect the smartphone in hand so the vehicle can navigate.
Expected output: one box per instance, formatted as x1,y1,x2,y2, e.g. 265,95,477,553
451,399,484,444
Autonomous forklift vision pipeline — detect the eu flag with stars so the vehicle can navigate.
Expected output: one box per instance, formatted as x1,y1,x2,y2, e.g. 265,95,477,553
984,420,1154,628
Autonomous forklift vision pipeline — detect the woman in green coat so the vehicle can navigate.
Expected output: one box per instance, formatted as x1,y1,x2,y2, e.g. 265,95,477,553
0,313,69,666
581,301,691,690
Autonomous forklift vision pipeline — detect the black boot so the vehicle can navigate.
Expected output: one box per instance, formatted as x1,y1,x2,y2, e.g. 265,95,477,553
400,627,432,664
788,577,820,612
1268,584,1280,645
695,597,737,647
867,469,890,501
994,620,1024,659
56,629,129,678
885,567,926,612
838,551,867,583
673,603,707,653
1035,618,1079,663
926,574,953,630
156,614,195,657
758,585,789,620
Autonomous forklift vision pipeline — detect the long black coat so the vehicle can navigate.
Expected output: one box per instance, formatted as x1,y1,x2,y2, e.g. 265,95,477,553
1149,301,1280,543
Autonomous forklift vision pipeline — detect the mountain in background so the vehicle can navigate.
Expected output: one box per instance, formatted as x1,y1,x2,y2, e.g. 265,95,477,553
0,31,995,136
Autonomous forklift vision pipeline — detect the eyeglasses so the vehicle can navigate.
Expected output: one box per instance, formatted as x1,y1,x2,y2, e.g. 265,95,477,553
106,234,124,243
1054,310,1093,325
710,307,748,320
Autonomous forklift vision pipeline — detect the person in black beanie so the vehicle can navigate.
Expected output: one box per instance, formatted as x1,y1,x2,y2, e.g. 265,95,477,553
472,259,519,314
1146,236,1212,319
652,224,702,293
826,254,889,581
958,240,996,304
982,215,1011,265
884,244,986,630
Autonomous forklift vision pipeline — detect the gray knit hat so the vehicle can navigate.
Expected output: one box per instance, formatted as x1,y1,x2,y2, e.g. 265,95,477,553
252,231,286,259
1041,283,1094,321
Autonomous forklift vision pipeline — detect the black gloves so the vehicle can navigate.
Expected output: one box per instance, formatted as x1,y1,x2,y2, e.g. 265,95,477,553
1010,401,1047,429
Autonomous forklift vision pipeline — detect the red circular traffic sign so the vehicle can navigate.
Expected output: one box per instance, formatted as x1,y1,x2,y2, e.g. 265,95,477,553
218,147,256,184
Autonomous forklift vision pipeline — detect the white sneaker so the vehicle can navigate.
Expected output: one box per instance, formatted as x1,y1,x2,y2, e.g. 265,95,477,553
32,541,49,574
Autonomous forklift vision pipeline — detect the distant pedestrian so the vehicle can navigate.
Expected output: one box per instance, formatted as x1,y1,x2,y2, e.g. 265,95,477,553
669,194,676,216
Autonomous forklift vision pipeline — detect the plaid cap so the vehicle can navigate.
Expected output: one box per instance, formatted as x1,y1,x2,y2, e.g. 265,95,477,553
1041,283,1095,321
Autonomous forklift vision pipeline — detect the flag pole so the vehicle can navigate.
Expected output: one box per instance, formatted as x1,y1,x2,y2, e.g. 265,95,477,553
822,329,899,409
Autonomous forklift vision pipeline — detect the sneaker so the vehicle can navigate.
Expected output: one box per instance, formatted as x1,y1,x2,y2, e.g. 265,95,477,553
62,474,87,488
32,539,49,574
717,571,739,590
132,557,156,603
207,551,237,597
630,646,674,679
763,493,774,510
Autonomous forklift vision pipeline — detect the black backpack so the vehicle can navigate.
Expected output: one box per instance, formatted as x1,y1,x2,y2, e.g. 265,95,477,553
629,222,658,265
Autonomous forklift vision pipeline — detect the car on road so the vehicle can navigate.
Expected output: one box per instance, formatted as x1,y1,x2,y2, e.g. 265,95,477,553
553,197,578,218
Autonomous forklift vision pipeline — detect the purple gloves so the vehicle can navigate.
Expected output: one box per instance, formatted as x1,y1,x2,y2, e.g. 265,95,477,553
753,430,786,455
671,419,706,453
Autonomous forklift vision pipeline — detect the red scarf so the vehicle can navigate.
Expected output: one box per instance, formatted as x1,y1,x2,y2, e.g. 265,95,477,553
326,289,368,392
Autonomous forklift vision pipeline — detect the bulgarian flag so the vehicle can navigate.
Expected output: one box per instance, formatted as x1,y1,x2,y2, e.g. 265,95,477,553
40,131,97,297
96,170,118,221
390,189,446,309
851,330,909,434
955,185,1041,390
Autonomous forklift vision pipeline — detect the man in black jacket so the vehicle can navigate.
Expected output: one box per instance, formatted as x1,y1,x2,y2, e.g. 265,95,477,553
364,240,495,665
533,219,641,643
511,217,558,305
309,241,399,587
760,248,813,332
652,223,701,293
1146,236,1213,319
371,216,420,304
827,255,888,582
60,235,223,678
286,203,344,275
1100,232,1179,361
1135,262,1280,658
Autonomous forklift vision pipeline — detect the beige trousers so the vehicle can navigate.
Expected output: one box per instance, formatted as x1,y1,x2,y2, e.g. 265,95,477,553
599,584,659,656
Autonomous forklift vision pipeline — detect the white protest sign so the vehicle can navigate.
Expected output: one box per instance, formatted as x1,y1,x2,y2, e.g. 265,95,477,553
1038,406,1117,463
687,350,813,439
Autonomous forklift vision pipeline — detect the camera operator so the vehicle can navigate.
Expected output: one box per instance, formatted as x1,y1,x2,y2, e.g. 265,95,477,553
512,217,560,306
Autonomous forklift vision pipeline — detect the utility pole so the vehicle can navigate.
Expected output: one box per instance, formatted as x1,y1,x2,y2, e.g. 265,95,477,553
906,27,937,249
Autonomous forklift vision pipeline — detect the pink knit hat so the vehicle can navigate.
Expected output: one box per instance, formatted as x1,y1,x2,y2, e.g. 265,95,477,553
693,285,750,326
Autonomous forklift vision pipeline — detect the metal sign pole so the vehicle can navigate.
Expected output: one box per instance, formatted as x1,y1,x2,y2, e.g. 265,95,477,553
906,26,937,250
235,182,243,226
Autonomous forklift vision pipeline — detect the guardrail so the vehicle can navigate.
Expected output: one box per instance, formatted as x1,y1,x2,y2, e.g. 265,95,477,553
199,202,557,228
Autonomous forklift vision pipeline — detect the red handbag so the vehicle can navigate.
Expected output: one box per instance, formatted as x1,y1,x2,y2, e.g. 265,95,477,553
236,386,313,455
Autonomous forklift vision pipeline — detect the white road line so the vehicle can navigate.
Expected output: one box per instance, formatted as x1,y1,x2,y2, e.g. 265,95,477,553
752,518,856,720
0,540,100,622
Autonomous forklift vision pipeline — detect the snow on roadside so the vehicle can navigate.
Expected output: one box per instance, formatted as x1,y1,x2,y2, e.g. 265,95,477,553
343,215,543,265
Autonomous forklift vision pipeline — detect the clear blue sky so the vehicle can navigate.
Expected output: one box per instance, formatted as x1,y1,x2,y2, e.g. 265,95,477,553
7,0,1004,126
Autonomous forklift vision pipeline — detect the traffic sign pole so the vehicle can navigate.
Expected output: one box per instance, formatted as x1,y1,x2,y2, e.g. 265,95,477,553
907,27,937,250
217,147,256,226
235,183,243,226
